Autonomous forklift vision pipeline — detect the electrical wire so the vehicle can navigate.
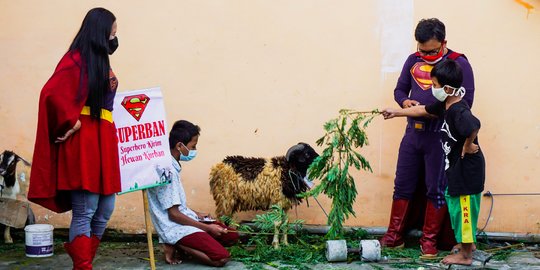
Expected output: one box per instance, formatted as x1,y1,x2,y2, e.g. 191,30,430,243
313,196,329,218
288,169,329,218
478,191,494,233
483,191,540,196
476,191,494,244
476,190,540,242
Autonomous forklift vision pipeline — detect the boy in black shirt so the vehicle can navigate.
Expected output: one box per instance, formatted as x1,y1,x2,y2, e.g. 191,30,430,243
382,59,485,266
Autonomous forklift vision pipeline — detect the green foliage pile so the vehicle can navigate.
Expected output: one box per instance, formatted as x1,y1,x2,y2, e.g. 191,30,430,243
304,109,379,239
228,228,326,270
227,218,370,270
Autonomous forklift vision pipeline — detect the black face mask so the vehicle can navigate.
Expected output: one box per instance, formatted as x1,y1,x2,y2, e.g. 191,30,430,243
108,36,119,55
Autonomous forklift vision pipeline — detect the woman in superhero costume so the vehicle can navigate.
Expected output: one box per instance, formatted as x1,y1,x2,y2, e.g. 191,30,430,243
29,7,121,269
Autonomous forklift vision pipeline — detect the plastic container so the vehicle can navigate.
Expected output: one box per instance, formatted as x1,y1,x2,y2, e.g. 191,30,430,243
24,224,54,257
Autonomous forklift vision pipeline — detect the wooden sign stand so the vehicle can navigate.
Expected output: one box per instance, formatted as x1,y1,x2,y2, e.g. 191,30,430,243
142,190,156,270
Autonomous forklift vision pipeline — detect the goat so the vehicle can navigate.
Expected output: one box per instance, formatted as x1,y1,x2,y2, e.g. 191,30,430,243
0,150,31,243
209,143,319,218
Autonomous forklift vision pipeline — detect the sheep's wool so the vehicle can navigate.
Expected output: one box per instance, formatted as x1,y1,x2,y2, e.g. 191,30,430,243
210,158,293,217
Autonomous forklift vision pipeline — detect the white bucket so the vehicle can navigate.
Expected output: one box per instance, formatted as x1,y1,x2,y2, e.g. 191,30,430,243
24,224,54,257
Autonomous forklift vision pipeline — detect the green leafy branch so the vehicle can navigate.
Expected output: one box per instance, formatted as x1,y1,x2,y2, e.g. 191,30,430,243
222,205,304,249
304,109,379,239
253,204,304,248
220,215,254,234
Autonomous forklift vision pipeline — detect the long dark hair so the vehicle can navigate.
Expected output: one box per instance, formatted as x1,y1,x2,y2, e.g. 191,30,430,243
69,8,116,119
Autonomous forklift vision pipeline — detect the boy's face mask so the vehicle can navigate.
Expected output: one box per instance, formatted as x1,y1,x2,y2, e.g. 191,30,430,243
432,85,448,102
432,85,466,102
179,143,197,161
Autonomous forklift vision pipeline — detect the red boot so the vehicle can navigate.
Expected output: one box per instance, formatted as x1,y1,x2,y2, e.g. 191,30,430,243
64,235,93,270
380,199,409,248
419,201,448,258
90,235,100,261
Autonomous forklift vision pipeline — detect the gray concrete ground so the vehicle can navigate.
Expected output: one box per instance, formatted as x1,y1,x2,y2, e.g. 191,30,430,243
1,231,540,269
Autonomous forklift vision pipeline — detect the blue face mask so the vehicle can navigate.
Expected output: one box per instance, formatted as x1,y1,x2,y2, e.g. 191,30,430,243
179,143,197,161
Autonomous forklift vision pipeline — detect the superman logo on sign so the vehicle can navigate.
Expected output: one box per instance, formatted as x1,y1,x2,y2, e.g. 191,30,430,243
410,62,434,90
121,94,150,121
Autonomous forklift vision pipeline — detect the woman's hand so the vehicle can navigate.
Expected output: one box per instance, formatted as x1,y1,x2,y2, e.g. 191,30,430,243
55,120,81,143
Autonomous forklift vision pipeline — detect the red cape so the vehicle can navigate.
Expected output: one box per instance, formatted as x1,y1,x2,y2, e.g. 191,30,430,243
29,51,121,213
29,51,87,213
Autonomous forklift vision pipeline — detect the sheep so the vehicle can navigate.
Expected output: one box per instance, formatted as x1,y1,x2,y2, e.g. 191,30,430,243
0,150,31,243
209,142,319,218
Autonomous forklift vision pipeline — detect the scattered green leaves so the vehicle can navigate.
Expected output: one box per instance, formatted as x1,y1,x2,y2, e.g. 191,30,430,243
491,249,513,261
381,247,422,259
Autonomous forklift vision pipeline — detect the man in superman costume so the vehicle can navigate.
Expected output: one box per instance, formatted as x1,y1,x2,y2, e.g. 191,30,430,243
380,18,475,257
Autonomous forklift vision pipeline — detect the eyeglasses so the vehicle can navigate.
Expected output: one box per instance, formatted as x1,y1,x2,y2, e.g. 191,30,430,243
417,45,443,56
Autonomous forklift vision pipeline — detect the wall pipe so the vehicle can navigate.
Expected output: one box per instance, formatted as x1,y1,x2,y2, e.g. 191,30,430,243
242,223,540,243
304,225,540,243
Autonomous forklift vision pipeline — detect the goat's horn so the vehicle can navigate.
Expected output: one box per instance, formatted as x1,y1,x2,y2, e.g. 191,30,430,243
16,155,31,166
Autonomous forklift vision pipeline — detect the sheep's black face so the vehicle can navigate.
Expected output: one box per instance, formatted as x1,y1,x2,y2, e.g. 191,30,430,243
285,143,319,177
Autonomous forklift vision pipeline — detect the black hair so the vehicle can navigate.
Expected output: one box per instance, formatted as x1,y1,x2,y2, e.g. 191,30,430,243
69,7,116,119
415,18,446,43
169,120,201,149
431,59,463,89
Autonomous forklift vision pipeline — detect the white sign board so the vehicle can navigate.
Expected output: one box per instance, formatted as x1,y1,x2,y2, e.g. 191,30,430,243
113,87,172,194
